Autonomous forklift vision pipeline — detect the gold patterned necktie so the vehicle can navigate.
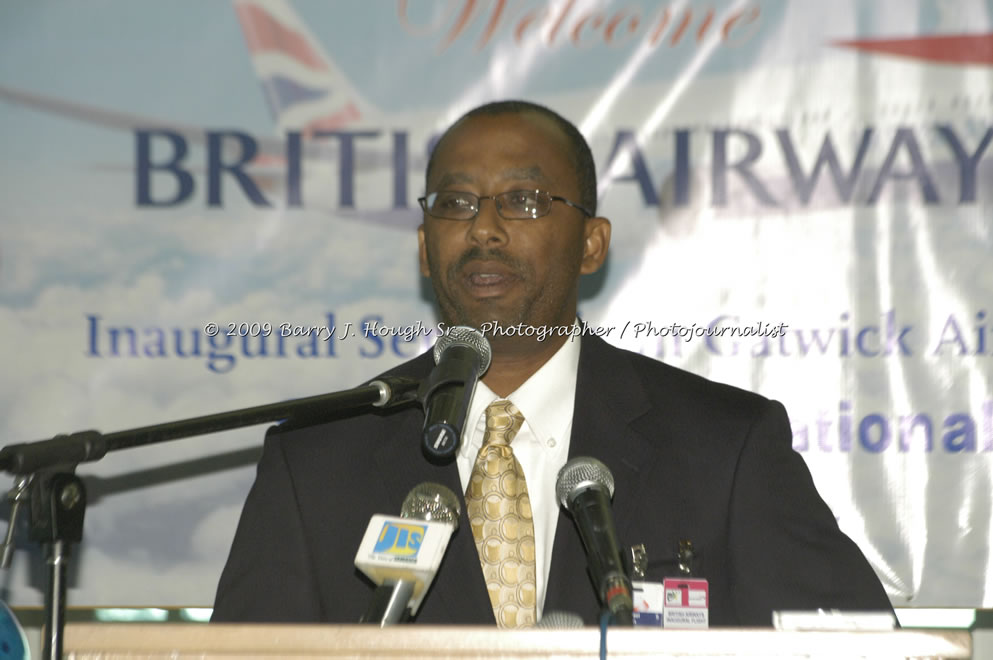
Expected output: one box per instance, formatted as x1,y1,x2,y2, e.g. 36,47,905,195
466,400,537,628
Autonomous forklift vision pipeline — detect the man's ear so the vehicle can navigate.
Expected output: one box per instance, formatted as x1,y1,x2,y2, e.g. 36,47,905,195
580,216,611,275
417,224,431,277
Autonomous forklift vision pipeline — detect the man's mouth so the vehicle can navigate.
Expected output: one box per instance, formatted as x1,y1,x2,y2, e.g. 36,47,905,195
462,261,518,296
469,272,508,285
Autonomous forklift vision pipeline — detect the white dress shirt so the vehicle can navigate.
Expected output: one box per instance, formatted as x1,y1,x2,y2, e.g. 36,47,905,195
455,329,580,619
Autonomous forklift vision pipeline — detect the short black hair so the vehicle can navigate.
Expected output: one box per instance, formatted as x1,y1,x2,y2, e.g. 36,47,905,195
426,100,598,216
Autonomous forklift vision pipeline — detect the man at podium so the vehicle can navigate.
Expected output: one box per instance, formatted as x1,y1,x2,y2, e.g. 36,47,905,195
212,100,893,627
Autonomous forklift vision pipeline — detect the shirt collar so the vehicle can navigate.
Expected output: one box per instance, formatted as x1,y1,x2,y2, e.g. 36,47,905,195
461,322,581,455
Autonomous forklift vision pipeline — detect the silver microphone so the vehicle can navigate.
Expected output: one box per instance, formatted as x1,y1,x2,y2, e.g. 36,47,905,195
401,482,461,528
360,482,461,625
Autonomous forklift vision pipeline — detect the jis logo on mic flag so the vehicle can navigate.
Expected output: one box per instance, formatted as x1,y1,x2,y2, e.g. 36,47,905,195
373,521,426,556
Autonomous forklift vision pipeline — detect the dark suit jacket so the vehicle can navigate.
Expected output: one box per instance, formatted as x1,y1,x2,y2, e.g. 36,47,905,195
212,334,892,626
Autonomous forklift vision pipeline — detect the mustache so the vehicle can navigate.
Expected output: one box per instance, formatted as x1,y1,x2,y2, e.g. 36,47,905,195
451,247,525,275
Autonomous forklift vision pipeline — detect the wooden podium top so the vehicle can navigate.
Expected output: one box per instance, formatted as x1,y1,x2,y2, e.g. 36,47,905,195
63,623,972,659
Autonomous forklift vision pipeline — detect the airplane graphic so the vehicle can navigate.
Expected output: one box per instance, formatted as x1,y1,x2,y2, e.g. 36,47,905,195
234,0,378,135
0,0,443,227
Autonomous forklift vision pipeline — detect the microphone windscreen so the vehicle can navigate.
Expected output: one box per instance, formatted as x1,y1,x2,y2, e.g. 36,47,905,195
555,456,615,509
433,326,492,372
536,609,585,628
401,482,461,530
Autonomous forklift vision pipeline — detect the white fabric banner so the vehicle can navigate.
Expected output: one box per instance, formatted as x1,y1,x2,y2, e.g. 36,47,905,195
0,0,990,608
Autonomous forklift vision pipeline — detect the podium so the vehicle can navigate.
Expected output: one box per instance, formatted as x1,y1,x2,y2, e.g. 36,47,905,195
63,623,971,658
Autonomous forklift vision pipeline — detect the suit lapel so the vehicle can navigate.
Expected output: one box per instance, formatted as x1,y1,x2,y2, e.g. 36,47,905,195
545,335,662,619
369,350,439,516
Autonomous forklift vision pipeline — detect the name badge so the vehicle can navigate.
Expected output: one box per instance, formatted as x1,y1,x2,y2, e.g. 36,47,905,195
662,577,709,629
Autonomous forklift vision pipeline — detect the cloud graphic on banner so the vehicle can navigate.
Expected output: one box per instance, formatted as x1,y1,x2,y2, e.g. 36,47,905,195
0,185,437,604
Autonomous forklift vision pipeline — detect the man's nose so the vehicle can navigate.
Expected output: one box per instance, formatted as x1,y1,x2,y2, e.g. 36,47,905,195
467,197,509,245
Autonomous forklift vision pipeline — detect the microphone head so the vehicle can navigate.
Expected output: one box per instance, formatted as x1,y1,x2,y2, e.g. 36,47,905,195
536,610,585,629
555,456,615,510
401,482,461,530
433,325,492,374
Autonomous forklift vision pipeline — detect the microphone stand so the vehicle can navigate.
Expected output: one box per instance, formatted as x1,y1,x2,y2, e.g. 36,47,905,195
0,376,419,660
360,579,415,625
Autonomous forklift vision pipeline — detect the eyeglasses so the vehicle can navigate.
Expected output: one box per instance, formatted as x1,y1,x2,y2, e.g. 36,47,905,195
418,189,593,221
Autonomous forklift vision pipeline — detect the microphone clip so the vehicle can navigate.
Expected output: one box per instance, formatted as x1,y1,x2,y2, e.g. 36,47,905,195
419,327,491,464
416,357,471,405
418,357,478,463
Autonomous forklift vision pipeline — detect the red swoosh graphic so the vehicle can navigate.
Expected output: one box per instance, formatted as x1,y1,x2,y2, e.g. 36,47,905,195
833,33,993,65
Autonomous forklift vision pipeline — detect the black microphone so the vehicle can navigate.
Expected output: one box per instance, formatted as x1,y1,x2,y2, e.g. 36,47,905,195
556,456,634,626
419,326,492,462
358,482,461,625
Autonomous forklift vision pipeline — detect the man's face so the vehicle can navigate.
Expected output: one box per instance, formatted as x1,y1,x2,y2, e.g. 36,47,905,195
418,113,609,333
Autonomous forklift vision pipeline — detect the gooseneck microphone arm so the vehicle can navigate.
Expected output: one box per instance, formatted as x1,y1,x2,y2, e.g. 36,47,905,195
0,376,419,475
0,374,420,660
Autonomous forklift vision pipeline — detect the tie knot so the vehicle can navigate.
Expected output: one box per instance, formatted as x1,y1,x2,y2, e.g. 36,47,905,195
483,400,525,447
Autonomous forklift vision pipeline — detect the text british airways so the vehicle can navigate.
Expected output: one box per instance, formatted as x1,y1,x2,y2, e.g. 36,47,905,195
134,124,992,209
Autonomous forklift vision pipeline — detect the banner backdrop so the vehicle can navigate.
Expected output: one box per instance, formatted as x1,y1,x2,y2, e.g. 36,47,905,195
0,0,990,609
